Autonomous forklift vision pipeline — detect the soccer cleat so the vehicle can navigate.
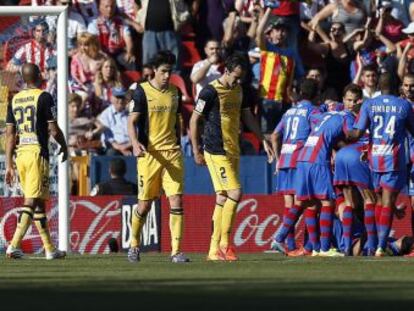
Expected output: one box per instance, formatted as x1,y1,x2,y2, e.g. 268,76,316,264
319,248,345,257
171,252,190,263
206,251,225,261
46,249,66,260
218,246,238,261
311,250,320,257
287,247,312,257
404,250,414,257
6,245,24,259
270,239,287,254
128,247,140,263
375,247,389,257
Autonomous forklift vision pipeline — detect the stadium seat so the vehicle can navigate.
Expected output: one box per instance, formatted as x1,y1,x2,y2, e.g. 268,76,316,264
181,40,201,69
242,132,260,154
170,73,193,104
121,70,141,88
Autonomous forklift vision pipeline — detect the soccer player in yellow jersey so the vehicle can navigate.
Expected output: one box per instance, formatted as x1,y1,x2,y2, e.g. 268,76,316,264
5,63,68,259
127,51,189,263
190,54,274,261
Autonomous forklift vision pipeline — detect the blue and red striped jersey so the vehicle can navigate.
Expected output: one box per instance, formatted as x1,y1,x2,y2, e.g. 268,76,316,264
275,100,323,168
298,112,346,164
354,95,414,172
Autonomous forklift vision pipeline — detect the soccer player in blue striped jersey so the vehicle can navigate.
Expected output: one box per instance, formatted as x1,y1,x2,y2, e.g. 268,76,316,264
333,84,377,255
274,111,347,257
271,79,323,254
349,79,414,257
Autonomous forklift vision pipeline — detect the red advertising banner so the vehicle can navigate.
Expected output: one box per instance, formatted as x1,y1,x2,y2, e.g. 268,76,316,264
161,195,413,253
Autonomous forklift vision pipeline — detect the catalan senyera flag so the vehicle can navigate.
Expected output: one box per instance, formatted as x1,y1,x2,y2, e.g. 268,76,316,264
259,50,294,103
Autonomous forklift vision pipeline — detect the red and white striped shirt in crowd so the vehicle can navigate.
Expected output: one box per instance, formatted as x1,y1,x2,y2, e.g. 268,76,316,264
31,0,57,5
94,16,128,56
12,40,56,73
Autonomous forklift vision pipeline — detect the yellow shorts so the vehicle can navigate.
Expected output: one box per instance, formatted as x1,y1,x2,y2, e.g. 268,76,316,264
137,149,184,200
16,149,50,199
204,151,240,192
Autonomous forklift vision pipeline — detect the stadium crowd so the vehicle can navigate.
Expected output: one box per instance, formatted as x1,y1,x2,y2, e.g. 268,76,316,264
2,0,414,259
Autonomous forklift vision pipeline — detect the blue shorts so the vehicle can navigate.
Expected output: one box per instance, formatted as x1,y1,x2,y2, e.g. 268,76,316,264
275,168,296,195
372,170,407,193
333,144,372,190
295,162,335,201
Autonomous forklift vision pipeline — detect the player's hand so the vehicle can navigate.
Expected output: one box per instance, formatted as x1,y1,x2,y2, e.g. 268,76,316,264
58,145,68,163
5,167,15,187
194,150,206,166
273,159,279,175
262,139,274,163
132,141,146,157
360,149,368,162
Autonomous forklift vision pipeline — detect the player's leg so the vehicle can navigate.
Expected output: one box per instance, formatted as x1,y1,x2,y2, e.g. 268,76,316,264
303,201,320,256
411,196,414,236
361,189,377,255
341,186,354,255
283,194,297,252
207,192,226,260
163,150,189,262
377,188,398,256
319,199,344,257
129,152,161,262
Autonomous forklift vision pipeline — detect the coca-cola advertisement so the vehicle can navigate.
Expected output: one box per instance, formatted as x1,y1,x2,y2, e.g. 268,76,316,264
160,195,413,253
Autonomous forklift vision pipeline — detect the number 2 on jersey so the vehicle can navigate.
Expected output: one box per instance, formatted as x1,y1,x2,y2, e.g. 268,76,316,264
13,105,36,133
373,115,396,139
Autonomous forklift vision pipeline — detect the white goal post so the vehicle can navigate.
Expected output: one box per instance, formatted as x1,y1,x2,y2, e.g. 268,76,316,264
1,6,69,252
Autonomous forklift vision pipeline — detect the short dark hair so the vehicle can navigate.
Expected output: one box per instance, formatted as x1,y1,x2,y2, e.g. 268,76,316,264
299,78,319,100
151,50,176,69
361,64,378,74
343,83,363,99
224,53,247,73
110,158,126,177
307,66,325,75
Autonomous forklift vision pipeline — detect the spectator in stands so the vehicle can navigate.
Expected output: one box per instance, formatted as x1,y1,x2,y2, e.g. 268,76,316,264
137,0,190,70
72,0,99,25
375,1,404,44
309,0,366,35
128,62,155,90
397,40,414,79
95,86,132,156
88,0,138,71
68,93,98,155
256,6,304,133
235,0,262,25
397,22,414,61
353,63,381,100
190,39,222,98
116,0,143,33
7,20,56,78
71,33,106,99
306,66,339,104
90,158,137,195
303,21,352,97
92,56,123,111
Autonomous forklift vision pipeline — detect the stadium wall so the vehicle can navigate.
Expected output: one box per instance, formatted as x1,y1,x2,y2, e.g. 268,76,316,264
0,195,412,254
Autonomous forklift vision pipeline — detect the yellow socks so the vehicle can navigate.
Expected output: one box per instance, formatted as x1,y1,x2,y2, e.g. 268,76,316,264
220,197,238,249
33,212,55,253
11,206,33,249
208,203,223,257
130,208,146,248
169,208,184,256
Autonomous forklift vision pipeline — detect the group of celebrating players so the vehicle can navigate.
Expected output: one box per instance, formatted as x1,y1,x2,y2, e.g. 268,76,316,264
5,51,414,261
270,73,414,258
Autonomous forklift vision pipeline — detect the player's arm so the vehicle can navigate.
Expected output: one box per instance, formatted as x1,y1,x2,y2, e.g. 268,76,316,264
189,111,206,165
5,103,17,186
241,109,274,163
48,122,68,162
347,101,369,142
128,86,147,157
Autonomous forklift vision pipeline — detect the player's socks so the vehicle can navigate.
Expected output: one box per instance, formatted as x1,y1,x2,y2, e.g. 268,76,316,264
208,203,223,257
378,205,393,250
364,203,378,251
411,207,414,236
130,208,146,248
220,197,238,249
342,205,353,254
10,206,33,249
170,208,184,255
283,208,297,251
33,212,55,253
320,205,333,252
304,230,313,253
304,208,320,252
375,204,382,229
275,205,303,243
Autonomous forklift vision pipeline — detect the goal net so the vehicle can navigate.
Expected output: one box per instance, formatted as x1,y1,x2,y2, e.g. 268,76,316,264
0,6,69,254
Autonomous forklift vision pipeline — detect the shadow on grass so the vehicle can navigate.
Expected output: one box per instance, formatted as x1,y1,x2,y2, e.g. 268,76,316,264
2,280,414,310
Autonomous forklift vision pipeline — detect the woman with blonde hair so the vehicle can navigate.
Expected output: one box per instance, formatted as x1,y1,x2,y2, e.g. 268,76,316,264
70,32,106,97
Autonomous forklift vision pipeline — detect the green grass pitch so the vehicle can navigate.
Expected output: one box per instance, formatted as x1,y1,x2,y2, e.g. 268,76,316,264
1,253,414,310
